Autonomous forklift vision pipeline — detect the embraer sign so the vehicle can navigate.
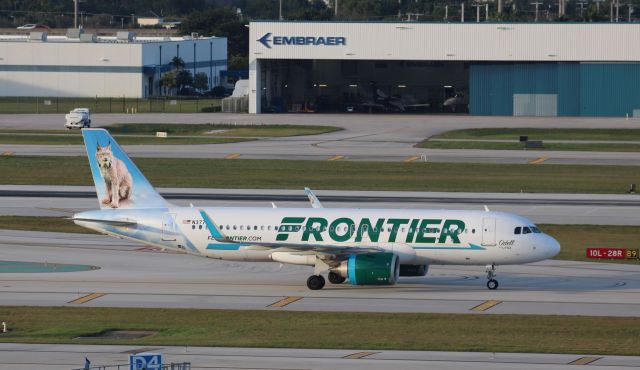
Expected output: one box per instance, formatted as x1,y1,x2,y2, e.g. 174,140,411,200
257,32,346,48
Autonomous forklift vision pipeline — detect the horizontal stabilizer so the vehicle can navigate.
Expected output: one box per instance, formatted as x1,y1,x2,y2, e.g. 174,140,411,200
71,217,137,226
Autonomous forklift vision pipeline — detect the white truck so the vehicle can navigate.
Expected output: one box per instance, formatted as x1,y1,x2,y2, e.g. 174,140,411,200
64,108,91,129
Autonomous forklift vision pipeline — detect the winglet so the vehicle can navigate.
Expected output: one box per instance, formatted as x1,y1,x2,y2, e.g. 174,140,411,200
484,205,490,212
304,187,324,209
199,209,234,243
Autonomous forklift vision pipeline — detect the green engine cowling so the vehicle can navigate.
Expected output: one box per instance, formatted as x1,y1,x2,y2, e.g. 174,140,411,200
333,253,400,285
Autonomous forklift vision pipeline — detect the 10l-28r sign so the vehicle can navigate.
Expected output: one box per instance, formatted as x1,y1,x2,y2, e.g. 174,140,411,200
586,248,639,259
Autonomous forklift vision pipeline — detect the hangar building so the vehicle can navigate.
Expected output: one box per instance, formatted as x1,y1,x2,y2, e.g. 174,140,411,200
0,31,227,97
249,21,640,116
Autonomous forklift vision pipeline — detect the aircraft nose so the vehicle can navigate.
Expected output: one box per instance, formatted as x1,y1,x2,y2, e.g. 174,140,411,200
545,235,561,258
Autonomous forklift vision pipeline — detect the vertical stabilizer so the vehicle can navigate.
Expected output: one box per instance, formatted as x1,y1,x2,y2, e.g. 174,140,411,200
82,128,169,209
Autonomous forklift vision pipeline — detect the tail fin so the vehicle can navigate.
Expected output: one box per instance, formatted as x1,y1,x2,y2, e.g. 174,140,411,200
82,128,169,209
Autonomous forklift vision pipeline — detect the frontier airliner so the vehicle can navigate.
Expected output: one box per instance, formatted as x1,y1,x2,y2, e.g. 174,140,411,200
73,129,560,290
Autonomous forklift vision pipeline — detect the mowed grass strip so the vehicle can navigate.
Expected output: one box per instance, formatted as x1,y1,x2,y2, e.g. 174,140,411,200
0,307,638,355
0,156,638,194
0,134,249,146
0,123,341,145
0,216,95,234
104,123,342,137
433,128,640,141
418,140,640,152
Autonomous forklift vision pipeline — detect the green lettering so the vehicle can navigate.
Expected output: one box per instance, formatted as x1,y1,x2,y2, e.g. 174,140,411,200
276,217,306,241
329,217,355,242
415,219,442,243
405,219,420,243
386,218,409,243
355,218,385,242
438,219,466,244
302,217,327,242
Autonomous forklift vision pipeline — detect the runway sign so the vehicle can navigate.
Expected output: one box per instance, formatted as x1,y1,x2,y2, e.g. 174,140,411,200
586,248,639,260
130,352,162,370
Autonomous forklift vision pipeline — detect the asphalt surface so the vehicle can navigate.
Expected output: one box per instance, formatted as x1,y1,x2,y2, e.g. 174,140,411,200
1,113,640,164
2,185,640,225
1,229,639,316
2,344,639,370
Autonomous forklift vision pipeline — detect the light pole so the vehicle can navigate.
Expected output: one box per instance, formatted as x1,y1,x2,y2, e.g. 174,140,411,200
279,0,283,21
531,2,542,22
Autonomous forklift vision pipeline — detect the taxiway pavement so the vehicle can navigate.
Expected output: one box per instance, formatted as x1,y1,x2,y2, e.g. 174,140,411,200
1,344,638,370
1,229,639,316
1,114,640,164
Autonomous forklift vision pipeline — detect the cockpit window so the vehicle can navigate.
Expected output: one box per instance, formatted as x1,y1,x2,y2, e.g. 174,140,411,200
514,227,521,235
531,226,541,233
522,226,532,234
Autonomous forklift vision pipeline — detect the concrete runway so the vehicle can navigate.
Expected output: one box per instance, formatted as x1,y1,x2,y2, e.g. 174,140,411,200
2,185,640,225
1,114,640,164
1,343,639,370
1,229,639,316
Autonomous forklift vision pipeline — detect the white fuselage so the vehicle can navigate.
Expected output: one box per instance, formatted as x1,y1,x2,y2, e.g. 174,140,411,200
76,206,560,267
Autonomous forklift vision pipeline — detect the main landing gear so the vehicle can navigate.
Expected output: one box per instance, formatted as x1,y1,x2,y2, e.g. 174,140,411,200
485,264,499,290
307,275,325,290
328,271,346,284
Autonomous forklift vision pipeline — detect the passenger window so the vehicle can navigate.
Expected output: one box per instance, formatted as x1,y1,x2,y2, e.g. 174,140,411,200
261,226,264,231
233,225,237,230
240,225,244,230
254,226,258,230
199,225,202,230
523,226,532,234
192,225,195,230
472,229,475,234
514,227,521,235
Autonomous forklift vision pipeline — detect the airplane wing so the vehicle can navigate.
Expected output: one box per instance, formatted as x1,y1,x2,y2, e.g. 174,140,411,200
304,187,323,208
71,217,137,226
199,209,380,256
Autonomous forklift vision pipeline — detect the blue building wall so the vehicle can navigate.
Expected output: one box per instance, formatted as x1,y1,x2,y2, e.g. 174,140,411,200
470,62,640,116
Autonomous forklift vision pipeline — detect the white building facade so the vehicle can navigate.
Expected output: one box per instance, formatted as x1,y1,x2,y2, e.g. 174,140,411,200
0,33,227,98
249,22,640,116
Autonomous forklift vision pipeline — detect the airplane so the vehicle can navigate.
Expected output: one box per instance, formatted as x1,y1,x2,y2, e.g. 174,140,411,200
73,129,561,290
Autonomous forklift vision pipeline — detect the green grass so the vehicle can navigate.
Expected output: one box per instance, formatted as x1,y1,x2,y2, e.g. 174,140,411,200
0,123,341,145
541,224,640,263
0,156,638,194
433,128,640,141
0,307,639,355
0,216,95,234
0,97,221,114
0,133,249,145
419,140,640,152
416,128,640,152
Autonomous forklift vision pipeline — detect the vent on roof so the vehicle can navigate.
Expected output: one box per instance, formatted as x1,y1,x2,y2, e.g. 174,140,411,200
116,31,135,42
29,32,47,42
66,28,84,39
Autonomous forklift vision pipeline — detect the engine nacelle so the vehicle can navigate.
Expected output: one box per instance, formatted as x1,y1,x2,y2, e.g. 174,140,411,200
399,264,429,277
332,253,399,285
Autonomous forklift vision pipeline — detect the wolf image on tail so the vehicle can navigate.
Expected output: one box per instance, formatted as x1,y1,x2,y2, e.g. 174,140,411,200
96,143,133,208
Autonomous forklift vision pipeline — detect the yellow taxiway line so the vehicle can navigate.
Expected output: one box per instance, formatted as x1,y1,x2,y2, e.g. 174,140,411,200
327,155,345,161
225,153,241,159
470,300,502,312
68,293,106,305
268,296,302,308
404,155,420,162
568,357,602,365
343,351,379,359
529,156,548,164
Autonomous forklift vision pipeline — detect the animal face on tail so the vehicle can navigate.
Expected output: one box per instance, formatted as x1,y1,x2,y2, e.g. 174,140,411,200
96,143,133,208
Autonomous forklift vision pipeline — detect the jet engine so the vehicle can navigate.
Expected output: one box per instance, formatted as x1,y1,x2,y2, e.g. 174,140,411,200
331,253,399,285
399,264,429,277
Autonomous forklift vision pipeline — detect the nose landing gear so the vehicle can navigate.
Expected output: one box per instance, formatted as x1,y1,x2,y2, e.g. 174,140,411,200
486,264,499,290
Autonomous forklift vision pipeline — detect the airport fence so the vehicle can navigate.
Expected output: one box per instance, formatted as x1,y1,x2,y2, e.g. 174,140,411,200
0,97,222,114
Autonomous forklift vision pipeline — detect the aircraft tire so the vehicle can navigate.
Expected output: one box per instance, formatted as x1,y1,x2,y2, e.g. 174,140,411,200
487,279,499,290
307,275,326,290
328,271,346,284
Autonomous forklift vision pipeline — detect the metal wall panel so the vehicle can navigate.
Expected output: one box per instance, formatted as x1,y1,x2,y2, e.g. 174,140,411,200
580,63,640,116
